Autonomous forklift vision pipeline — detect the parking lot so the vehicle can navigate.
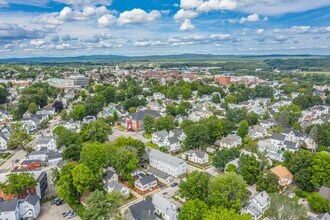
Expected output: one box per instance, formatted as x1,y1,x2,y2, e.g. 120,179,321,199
108,127,148,143
39,202,80,220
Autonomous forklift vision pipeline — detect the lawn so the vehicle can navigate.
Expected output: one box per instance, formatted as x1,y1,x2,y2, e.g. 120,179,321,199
146,142,159,149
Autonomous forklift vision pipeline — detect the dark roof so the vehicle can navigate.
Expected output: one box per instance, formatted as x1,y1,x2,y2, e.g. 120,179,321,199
137,175,157,186
25,193,40,206
282,128,305,137
104,170,115,181
147,167,171,180
129,198,156,220
0,199,19,212
319,186,330,200
283,140,298,150
167,136,180,144
130,110,160,121
271,133,286,141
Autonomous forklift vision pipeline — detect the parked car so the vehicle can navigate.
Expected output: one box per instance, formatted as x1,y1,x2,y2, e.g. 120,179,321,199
67,211,77,219
62,210,72,217
56,199,65,206
51,198,61,205
170,182,178,187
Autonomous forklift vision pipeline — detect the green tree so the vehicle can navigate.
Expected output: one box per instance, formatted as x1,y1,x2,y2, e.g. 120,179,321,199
62,144,82,162
28,102,38,114
178,199,208,220
307,192,330,213
207,172,248,211
72,164,94,195
81,118,112,143
256,171,279,193
238,120,249,138
155,115,175,131
80,143,107,177
226,108,247,124
179,171,209,201
225,164,237,173
143,114,154,134
275,104,302,127
238,155,261,185
203,207,252,220
225,94,238,104
2,173,37,195
310,152,330,188
83,190,123,220
71,104,87,120
246,112,259,126
212,94,221,103
0,85,9,104
285,150,313,174
56,162,78,204
212,148,240,171
112,148,139,180
8,122,31,149
268,194,308,220
184,124,209,149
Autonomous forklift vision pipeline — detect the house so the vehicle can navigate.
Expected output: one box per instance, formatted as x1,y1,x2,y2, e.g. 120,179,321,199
313,213,330,220
82,116,96,124
148,149,186,177
127,198,156,220
215,134,242,149
153,193,178,220
169,128,186,141
126,110,160,131
225,158,239,172
282,128,306,142
104,180,130,198
103,169,119,183
166,136,181,152
242,191,270,220
283,140,299,152
152,130,169,146
270,133,286,148
258,141,284,162
153,92,165,100
37,104,56,117
206,147,216,155
270,165,293,187
0,132,8,150
318,186,330,201
147,167,173,185
0,193,40,220
135,175,157,192
248,125,267,140
182,150,209,164
36,136,57,151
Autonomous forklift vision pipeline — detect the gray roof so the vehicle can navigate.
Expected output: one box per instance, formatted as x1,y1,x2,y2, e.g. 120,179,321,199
167,136,180,145
47,151,61,160
130,110,160,121
271,133,286,141
283,140,298,150
171,128,183,136
254,191,270,207
25,193,40,206
154,130,168,139
137,175,157,186
282,128,305,137
0,199,19,212
194,150,207,158
246,202,262,217
0,132,8,141
149,149,185,167
129,198,156,220
37,136,55,145
147,167,171,180
104,170,115,181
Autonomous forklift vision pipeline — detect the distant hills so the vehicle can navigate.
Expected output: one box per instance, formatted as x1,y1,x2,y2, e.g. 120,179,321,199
0,54,328,65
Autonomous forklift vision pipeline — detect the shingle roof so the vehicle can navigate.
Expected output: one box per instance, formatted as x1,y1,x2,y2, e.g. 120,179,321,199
149,149,185,167
0,199,19,212
37,136,55,145
25,193,40,206
147,167,171,180
167,136,180,145
130,110,160,121
319,186,330,200
129,198,156,220
137,175,157,186
271,133,286,141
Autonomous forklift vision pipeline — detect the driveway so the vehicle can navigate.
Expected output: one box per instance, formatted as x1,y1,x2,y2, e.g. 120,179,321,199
39,202,80,220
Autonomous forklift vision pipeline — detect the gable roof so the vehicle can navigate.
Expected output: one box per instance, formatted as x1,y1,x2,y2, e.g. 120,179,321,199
270,165,293,182
129,198,156,220
271,133,286,141
37,136,55,145
167,136,180,144
137,175,157,186
319,186,330,200
25,193,40,206
0,199,19,212
130,110,160,121
149,149,185,167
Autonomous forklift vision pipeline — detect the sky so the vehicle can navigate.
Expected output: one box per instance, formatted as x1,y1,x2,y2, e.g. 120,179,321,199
0,0,330,58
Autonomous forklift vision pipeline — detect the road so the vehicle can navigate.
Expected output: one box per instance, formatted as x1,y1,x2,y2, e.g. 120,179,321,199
0,116,61,173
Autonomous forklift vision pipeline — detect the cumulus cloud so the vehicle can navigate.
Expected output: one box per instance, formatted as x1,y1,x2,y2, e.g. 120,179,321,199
274,26,330,34
117,9,161,25
210,33,231,40
239,13,260,23
180,19,195,31
180,0,203,9
0,22,46,40
256,28,264,35
98,14,116,27
30,39,46,46
174,9,198,21
197,0,237,12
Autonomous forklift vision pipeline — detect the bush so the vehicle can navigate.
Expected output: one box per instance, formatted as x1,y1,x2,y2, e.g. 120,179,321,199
294,188,309,198
307,192,330,213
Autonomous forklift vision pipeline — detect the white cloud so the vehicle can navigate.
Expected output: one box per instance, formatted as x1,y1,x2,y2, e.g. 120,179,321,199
256,28,264,35
53,0,112,6
98,14,116,27
239,13,260,23
30,39,46,46
174,9,198,21
197,0,237,12
180,19,195,31
117,9,161,25
180,0,203,9
210,33,231,40
274,26,330,34
0,0,7,7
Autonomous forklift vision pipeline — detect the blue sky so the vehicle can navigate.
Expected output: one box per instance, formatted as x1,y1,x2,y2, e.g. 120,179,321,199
0,0,330,58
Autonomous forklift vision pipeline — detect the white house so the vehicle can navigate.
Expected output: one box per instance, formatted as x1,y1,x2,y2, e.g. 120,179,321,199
148,149,186,177
260,118,277,129
82,115,96,124
0,132,8,150
152,130,169,146
36,136,57,151
153,193,178,220
215,134,242,149
153,92,166,100
242,191,270,220
104,180,130,198
182,150,209,164
169,128,186,141
135,175,157,192
248,125,267,140
269,133,286,148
